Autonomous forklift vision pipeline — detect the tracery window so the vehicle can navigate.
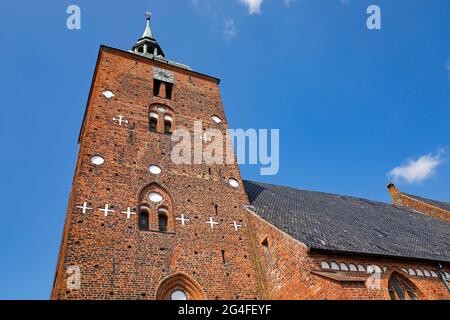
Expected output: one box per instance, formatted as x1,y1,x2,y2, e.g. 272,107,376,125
388,273,419,300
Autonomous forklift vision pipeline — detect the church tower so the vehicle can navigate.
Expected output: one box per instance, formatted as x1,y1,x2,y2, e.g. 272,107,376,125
51,13,261,300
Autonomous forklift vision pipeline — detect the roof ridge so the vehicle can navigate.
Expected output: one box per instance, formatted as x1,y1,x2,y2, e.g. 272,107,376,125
242,179,391,207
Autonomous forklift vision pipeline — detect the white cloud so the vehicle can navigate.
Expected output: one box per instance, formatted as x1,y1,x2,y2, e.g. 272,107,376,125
388,149,446,184
224,19,238,39
239,0,263,15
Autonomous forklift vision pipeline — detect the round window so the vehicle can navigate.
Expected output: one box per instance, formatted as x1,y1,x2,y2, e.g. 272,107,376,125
170,290,187,300
148,192,163,203
211,115,222,123
149,165,162,175
157,107,166,112
90,155,105,166
228,178,239,188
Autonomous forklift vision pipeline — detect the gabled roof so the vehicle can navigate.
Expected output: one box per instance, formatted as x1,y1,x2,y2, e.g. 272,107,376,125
404,193,450,212
243,180,450,263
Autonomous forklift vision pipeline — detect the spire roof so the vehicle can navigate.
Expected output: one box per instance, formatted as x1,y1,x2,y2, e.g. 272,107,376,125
142,11,153,39
132,11,165,57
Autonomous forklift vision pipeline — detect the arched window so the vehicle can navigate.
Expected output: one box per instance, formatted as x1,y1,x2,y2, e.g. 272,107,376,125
388,273,419,300
138,183,174,232
170,289,187,300
164,115,173,134
321,262,330,270
368,265,382,274
138,206,150,230
149,112,158,132
330,262,339,271
357,265,366,272
156,273,204,300
158,208,168,232
349,264,358,272
340,263,349,271
149,105,175,134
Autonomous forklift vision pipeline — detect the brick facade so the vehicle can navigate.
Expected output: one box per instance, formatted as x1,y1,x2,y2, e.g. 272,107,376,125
388,184,450,222
52,45,450,300
247,210,450,300
51,47,260,300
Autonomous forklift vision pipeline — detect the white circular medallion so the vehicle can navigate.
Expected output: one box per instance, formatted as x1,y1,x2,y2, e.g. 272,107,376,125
90,155,105,166
148,192,163,203
228,178,239,188
149,165,162,175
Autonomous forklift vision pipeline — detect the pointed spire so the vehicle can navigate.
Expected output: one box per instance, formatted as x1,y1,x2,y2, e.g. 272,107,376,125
132,11,165,58
142,11,153,38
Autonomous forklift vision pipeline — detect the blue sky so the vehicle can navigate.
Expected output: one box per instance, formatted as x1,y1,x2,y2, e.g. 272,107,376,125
0,0,449,299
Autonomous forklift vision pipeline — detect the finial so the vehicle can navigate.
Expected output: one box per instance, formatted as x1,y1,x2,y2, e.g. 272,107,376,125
142,11,153,38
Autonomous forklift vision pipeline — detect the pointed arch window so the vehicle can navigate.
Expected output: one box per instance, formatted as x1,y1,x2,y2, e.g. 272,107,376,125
170,290,187,300
164,115,173,134
149,105,175,134
388,273,419,300
158,207,168,232
149,112,158,133
156,273,204,300
138,206,150,230
138,183,174,233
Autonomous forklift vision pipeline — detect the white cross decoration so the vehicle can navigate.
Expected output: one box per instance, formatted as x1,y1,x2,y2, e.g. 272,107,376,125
99,204,114,217
76,202,92,214
176,214,190,226
206,217,219,229
112,115,128,126
231,221,242,231
199,133,212,143
121,207,136,219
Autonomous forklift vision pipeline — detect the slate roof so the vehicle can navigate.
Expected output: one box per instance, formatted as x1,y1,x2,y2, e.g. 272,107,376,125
243,180,450,263
404,193,450,212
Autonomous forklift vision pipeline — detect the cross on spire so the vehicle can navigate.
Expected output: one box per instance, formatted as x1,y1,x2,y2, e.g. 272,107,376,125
132,11,165,57
142,11,153,38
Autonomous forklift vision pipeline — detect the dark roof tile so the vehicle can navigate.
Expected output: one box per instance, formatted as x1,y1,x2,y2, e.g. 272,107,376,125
243,180,450,263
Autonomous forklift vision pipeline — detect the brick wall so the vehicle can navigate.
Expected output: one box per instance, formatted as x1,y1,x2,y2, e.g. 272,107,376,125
52,47,260,300
52,45,449,300
247,210,450,300
388,184,450,222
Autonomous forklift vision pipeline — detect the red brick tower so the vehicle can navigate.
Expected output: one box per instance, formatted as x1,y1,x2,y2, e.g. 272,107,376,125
51,12,261,300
